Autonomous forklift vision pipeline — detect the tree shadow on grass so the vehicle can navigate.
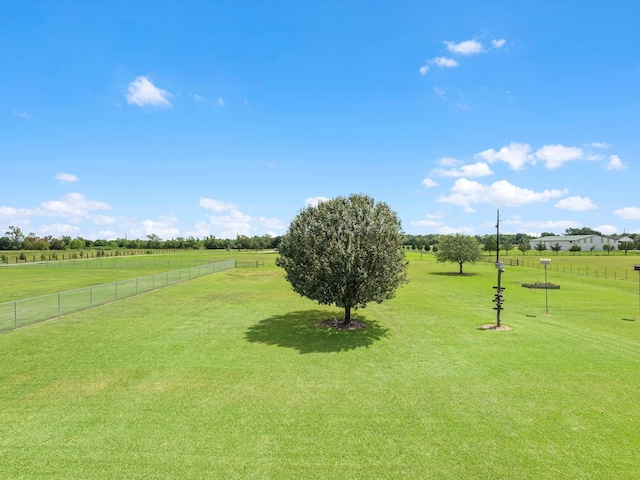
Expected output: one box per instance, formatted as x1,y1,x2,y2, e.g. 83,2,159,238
244,310,390,354
429,272,477,276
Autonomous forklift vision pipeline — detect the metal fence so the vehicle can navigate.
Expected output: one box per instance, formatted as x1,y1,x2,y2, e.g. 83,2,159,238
497,258,640,282
0,257,222,270
0,259,235,333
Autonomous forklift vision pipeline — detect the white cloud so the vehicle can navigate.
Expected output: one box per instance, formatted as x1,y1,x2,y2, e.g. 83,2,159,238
39,223,81,236
207,209,253,238
595,224,618,235
217,98,225,107
0,206,31,220
554,196,598,211
421,178,439,188
55,172,79,183
432,162,493,178
587,142,611,149
131,215,180,239
535,144,583,169
40,192,111,218
305,197,330,207
492,39,506,49
199,198,238,212
475,142,534,170
606,155,626,170
198,198,285,238
186,221,213,238
436,225,476,235
125,76,172,108
432,56,458,67
444,40,483,55
97,231,118,240
409,212,447,228
411,219,443,228
93,215,117,225
2,193,114,226
13,110,32,119
258,217,286,230
502,218,581,232
193,94,206,102
436,157,461,167
614,207,640,220
437,178,567,208
420,57,458,74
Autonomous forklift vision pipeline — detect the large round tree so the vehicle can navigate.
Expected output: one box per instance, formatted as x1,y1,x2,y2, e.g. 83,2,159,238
276,194,408,326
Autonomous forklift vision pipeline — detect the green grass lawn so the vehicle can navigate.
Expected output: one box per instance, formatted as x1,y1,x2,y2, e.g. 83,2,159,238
0,250,257,302
1,256,639,478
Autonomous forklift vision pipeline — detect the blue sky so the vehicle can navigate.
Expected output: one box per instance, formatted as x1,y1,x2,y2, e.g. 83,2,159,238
2,1,639,240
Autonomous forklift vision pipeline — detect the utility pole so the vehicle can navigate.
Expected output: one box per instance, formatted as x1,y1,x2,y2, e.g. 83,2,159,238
493,209,505,327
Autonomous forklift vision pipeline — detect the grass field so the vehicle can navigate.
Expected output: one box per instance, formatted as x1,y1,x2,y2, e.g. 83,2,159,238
1,251,639,478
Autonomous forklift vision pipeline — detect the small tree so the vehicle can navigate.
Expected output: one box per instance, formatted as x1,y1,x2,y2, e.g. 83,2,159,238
276,194,408,326
483,236,496,256
502,240,514,256
551,243,562,255
619,241,634,256
569,245,581,255
534,241,547,253
518,239,531,256
435,233,482,274
602,244,614,255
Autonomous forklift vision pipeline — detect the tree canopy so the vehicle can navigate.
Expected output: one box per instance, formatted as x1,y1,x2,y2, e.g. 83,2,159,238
275,194,408,326
435,233,482,274
518,239,531,256
565,227,602,236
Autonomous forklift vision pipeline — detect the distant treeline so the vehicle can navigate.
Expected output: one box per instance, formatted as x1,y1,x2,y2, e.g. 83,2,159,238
403,228,639,252
0,226,281,252
2,225,638,253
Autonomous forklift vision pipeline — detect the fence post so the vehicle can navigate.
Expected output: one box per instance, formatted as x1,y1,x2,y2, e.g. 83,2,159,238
58,293,61,317
116,282,118,301
14,301,17,329
90,287,93,308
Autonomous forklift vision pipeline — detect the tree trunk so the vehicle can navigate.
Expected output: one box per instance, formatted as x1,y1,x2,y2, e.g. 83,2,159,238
459,262,463,274
342,307,351,326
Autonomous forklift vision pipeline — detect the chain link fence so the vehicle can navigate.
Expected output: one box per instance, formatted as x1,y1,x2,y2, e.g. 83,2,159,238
0,259,235,333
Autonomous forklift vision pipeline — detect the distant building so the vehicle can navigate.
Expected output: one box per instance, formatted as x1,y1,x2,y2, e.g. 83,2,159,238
610,235,634,244
537,234,619,252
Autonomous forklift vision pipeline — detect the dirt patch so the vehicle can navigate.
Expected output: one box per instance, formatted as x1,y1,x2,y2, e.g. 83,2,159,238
320,319,367,330
480,323,512,331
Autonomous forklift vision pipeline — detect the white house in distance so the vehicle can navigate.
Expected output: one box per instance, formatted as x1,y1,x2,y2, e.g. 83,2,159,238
610,234,634,244
537,234,619,252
